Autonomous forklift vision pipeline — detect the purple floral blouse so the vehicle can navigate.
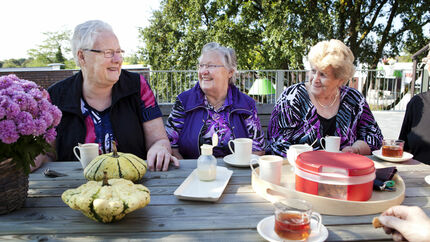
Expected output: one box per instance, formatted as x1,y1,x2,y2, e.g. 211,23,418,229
166,94,265,157
267,83,383,156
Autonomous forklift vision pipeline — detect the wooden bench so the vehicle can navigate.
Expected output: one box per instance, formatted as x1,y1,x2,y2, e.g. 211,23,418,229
159,103,275,134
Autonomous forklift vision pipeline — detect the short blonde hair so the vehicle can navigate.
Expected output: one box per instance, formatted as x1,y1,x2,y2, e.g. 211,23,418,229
308,39,355,82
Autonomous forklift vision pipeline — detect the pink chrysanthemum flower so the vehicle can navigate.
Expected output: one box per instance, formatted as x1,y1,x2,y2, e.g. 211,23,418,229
0,74,62,174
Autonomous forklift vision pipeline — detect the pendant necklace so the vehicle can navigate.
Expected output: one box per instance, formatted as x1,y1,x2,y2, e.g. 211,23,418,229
208,98,225,110
315,90,339,108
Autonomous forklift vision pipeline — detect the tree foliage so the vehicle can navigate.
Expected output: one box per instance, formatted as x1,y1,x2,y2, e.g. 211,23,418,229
123,53,146,65
0,58,28,68
139,0,430,70
26,30,76,69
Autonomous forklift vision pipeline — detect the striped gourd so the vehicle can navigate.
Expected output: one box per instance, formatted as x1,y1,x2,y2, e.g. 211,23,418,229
84,141,147,183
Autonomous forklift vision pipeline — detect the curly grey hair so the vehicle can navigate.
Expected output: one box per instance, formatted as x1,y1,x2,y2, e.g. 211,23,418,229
198,42,237,84
71,20,113,66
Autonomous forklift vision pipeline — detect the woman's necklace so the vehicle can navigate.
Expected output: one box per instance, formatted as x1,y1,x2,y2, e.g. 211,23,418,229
208,98,225,110
315,90,339,108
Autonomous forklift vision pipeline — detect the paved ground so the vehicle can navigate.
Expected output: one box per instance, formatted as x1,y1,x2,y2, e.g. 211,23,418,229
372,110,405,139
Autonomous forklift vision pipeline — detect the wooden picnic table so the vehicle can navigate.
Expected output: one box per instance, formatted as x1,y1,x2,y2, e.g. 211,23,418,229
1,157,429,241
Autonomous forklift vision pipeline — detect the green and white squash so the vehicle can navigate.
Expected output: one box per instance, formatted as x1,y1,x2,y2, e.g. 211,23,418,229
62,172,150,223
84,141,147,183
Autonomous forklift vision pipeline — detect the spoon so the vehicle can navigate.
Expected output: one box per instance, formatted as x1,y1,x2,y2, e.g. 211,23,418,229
212,133,218,147
310,139,318,147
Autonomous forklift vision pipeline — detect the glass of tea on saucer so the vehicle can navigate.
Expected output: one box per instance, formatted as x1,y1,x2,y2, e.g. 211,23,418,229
273,198,322,241
382,139,404,158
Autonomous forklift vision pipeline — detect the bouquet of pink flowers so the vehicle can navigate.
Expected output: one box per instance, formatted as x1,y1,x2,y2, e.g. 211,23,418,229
0,74,62,174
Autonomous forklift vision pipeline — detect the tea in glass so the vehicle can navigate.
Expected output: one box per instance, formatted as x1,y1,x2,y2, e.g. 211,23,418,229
275,211,310,240
273,199,322,241
382,139,404,158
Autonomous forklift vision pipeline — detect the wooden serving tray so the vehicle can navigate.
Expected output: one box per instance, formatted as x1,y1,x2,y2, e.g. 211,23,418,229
251,162,405,215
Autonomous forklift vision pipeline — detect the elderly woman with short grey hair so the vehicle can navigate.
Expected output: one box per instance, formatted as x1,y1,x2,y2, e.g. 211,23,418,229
48,20,179,172
165,42,265,159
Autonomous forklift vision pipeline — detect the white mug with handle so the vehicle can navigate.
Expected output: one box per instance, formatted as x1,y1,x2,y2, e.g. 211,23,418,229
228,138,252,164
320,136,341,152
250,155,283,185
73,143,99,169
287,144,313,167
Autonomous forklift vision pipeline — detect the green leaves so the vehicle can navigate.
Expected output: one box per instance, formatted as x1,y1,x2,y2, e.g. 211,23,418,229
0,135,52,175
26,29,75,69
139,0,430,71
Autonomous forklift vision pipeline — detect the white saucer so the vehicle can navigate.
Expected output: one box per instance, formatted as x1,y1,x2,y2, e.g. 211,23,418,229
425,175,430,185
257,215,328,242
223,154,259,167
372,150,413,162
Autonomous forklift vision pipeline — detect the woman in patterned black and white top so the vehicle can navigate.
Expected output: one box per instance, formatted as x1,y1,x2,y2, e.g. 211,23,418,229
267,39,383,157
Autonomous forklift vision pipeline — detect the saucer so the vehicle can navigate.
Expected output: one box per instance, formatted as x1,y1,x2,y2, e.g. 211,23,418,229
223,154,259,167
257,215,328,242
372,150,413,162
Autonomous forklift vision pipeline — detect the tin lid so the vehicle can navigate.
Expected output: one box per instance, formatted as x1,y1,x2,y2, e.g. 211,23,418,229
295,151,375,176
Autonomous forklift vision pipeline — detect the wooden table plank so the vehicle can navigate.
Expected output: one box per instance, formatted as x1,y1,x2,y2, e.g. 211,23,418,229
0,230,264,242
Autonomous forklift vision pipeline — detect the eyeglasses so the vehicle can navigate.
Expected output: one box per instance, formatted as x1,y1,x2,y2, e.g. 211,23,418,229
83,49,125,58
198,64,224,69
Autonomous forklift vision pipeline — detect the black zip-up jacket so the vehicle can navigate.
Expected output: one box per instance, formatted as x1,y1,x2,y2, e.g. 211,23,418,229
48,70,154,161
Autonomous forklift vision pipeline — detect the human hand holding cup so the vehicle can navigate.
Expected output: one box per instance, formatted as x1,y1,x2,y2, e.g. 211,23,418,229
320,136,340,152
228,138,252,164
73,143,99,169
274,198,322,241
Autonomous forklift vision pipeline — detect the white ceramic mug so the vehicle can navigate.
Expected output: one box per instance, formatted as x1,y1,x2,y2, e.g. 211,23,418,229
320,136,341,152
228,138,252,164
251,155,283,185
287,144,313,166
73,143,99,168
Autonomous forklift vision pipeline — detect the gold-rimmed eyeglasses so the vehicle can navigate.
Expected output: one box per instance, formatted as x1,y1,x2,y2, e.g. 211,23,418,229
197,64,224,69
83,49,125,58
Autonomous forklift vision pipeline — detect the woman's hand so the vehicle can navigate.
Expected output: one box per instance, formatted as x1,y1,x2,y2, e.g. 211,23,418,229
30,154,46,172
171,148,184,160
378,205,430,242
341,140,371,155
30,142,56,172
147,140,179,172
143,117,180,172
253,150,265,156
341,146,360,154
30,153,54,172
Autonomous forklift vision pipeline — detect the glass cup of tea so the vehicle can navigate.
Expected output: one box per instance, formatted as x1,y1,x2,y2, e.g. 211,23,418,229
274,198,322,241
382,139,404,158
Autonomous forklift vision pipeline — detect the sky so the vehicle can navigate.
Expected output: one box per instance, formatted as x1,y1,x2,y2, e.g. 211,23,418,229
0,0,162,61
